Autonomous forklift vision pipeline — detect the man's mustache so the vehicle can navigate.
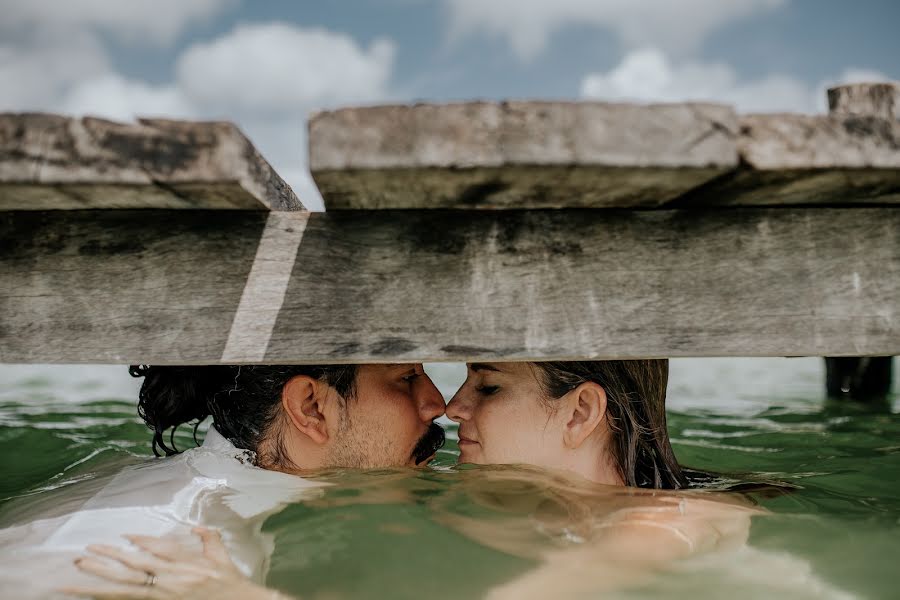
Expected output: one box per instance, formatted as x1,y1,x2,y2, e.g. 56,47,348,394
411,422,446,465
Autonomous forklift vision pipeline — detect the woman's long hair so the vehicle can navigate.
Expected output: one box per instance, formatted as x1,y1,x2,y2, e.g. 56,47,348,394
532,360,687,489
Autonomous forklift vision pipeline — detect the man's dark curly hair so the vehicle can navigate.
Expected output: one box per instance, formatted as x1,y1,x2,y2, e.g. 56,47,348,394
130,364,357,468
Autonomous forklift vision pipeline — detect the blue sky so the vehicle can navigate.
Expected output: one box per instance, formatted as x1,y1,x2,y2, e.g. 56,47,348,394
111,0,900,98
2,0,897,209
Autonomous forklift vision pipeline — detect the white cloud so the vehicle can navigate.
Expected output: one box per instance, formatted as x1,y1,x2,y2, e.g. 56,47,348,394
60,75,193,122
580,48,813,112
52,23,396,120
0,0,236,46
820,68,893,89
579,47,891,113
0,21,397,211
0,31,110,113
176,24,396,114
443,0,786,61
175,24,396,210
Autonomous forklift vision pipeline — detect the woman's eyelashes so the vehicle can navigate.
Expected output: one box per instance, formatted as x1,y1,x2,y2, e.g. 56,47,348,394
475,384,499,395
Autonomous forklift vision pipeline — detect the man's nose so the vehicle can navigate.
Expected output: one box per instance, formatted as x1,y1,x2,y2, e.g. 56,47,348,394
418,377,446,421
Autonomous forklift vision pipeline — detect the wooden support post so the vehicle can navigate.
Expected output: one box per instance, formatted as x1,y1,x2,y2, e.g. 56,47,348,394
825,357,894,402
822,83,899,401
828,82,899,120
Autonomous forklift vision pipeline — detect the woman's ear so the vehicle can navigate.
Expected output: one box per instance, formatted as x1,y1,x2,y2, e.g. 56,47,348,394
562,382,607,449
281,375,329,445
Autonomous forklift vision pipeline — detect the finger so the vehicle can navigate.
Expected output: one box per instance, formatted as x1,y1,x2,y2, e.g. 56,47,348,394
74,556,153,587
123,535,195,564
122,534,210,566
193,527,232,567
86,544,168,574
58,583,161,600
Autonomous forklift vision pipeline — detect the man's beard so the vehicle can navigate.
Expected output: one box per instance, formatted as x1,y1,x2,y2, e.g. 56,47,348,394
326,410,445,468
411,422,446,465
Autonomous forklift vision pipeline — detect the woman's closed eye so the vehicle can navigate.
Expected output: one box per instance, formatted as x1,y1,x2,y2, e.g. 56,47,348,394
475,385,499,395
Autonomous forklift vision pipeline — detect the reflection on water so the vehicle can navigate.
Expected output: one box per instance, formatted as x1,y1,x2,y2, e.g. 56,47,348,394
0,360,898,599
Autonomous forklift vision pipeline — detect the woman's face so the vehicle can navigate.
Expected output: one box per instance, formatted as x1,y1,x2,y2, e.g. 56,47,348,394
446,362,569,467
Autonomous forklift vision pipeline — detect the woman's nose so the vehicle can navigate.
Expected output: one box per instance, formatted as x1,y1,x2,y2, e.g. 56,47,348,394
445,391,470,423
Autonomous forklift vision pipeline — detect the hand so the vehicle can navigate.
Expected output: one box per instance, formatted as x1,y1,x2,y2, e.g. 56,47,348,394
59,527,289,600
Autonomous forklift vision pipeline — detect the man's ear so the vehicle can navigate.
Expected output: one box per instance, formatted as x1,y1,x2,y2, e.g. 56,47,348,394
282,375,329,445
562,382,607,449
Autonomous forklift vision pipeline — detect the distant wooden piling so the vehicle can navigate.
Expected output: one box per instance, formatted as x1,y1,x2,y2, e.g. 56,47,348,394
1,83,898,366
821,83,899,401
825,357,893,402
828,82,899,120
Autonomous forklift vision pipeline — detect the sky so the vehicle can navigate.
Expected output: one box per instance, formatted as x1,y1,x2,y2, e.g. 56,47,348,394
1,0,897,210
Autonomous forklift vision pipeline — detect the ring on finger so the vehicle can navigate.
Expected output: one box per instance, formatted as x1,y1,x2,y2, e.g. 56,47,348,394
143,571,156,586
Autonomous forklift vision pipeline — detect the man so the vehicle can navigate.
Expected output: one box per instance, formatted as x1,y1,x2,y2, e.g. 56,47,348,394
131,363,446,470
0,363,447,598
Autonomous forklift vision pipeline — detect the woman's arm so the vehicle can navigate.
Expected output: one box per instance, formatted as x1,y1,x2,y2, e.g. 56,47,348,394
486,496,758,600
60,528,295,600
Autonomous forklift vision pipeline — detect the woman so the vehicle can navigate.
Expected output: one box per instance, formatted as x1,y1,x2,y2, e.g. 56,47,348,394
63,360,765,600
448,361,686,488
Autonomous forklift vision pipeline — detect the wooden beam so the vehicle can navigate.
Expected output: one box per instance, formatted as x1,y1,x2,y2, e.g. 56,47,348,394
310,101,739,209
0,113,303,210
2,208,897,363
671,109,900,208
828,82,899,121
646,84,900,208
309,88,900,210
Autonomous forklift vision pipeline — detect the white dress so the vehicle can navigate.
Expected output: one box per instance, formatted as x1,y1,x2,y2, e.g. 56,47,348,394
0,427,327,599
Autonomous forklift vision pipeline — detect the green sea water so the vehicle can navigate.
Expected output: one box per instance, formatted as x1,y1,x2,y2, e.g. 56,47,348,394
1,360,898,599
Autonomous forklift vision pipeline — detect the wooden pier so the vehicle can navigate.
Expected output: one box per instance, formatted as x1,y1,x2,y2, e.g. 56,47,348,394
1,83,897,372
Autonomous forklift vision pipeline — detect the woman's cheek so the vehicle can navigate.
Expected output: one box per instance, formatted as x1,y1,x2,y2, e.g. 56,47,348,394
479,396,520,464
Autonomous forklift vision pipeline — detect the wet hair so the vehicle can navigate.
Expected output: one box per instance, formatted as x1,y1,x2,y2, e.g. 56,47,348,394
531,360,687,490
129,364,357,468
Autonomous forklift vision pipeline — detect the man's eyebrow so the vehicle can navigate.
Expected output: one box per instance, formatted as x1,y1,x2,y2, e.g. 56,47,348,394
469,363,502,373
384,363,417,372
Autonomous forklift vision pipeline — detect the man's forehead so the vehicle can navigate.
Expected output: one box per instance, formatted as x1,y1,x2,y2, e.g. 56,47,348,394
366,363,419,372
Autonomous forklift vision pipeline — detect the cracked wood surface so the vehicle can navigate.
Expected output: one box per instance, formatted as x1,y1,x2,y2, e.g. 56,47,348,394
310,84,900,210
828,82,900,121
2,83,896,212
310,101,739,209
0,113,303,210
2,208,897,363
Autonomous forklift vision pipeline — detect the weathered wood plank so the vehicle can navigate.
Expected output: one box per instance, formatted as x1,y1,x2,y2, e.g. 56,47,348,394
221,212,310,363
311,88,900,210
0,113,303,210
2,208,897,363
672,83,900,208
0,210,267,362
828,82,899,121
310,102,739,209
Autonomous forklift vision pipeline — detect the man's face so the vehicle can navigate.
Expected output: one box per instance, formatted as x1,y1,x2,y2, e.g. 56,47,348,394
326,364,446,468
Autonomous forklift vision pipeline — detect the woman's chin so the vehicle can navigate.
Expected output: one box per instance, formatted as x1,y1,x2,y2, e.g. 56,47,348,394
456,443,483,465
